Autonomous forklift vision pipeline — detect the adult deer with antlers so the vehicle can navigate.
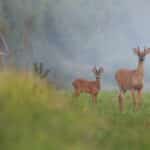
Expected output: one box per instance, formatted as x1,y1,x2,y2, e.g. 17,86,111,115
72,66,104,103
115,47,150,112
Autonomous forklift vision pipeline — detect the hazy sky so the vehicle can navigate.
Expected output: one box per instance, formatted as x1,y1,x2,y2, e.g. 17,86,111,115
2,0,150,89
43,0,150,89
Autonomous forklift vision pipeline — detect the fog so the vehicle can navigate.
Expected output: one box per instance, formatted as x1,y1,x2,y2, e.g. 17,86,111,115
1,0,150,89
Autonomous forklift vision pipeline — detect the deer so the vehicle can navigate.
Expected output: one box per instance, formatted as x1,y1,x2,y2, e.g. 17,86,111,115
72,66,104,103
115,46,150,112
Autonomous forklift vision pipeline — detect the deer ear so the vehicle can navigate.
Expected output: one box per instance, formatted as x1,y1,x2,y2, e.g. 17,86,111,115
144,48,150,55
133,47,140,55
92,66,97,73
99,67,104,73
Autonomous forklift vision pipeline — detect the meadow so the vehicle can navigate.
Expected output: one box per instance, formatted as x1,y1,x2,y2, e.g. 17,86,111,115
0,71,150,150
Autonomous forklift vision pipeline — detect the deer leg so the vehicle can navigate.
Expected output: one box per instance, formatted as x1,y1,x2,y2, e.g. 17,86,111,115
74,89,80,97
137,89,143,110
130,89,136,108
92,94,97,104
118,91,124,112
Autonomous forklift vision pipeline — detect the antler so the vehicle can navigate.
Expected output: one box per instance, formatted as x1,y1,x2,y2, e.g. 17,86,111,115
33,62,50,79
133,46,140,55
92,66,97,73
98,67,104,73
144,47,150,55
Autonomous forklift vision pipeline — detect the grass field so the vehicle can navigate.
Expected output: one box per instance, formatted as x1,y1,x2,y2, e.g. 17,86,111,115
0,71,150,150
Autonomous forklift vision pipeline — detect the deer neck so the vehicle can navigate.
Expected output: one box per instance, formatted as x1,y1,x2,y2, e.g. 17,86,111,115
96,77,100,89
137,61,144,76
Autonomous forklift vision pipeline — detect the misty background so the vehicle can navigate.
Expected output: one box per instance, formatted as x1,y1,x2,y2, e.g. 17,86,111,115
0,0,150,89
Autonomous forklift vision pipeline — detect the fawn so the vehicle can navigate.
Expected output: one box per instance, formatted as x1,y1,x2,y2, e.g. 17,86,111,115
115,47,150,111
72,66,104,103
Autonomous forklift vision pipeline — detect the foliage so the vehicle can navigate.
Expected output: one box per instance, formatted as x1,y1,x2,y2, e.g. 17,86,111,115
0,71,150,150
0,17,9,35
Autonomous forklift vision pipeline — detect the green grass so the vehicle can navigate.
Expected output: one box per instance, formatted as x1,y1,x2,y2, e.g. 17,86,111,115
0,71,150,150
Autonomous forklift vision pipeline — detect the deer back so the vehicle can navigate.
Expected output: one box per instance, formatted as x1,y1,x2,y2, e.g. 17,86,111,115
72,78,100,94
115,69,144,90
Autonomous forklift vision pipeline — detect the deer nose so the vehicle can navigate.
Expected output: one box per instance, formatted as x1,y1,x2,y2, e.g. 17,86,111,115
139,57,145,61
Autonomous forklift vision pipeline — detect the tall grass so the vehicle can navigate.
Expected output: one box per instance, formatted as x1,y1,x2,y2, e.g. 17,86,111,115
0,71,150,150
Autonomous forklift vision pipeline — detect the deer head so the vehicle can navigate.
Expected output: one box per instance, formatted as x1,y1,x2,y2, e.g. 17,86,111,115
133,46,150,62
92,66,104,79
